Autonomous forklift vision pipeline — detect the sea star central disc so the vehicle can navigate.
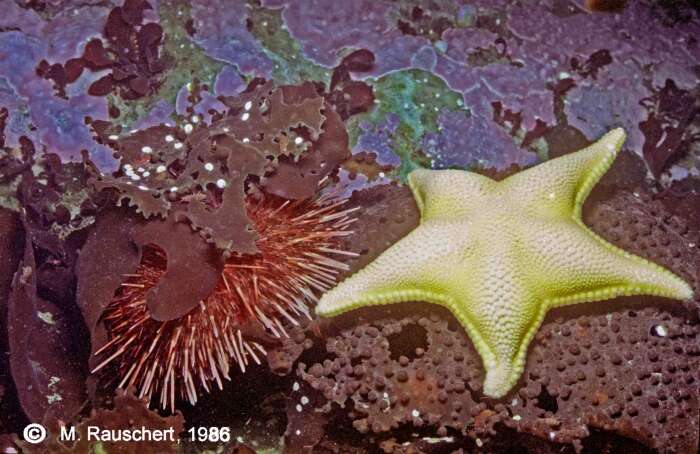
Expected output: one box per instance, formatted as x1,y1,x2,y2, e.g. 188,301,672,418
317,128,694,398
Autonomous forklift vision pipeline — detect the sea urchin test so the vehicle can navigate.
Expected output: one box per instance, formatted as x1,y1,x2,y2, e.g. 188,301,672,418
316,128,693,399
92,191,357,411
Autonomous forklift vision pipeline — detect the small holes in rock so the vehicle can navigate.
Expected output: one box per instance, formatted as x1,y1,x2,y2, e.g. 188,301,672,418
387,323,428,361
445,316,461,333
535,386,559,414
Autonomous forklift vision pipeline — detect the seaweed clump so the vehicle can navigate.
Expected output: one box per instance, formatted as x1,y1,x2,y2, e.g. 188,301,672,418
0,134,104,426
89,80,347,251
37,0,170,100
75,77,358,412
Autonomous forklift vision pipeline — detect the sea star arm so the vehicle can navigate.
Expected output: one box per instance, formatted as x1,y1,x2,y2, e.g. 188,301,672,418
316,224,460,317
408,168,494,222
472,295,549,400
451,245,550,399
504,128,626,219
528,220,694,307
467,220,693,399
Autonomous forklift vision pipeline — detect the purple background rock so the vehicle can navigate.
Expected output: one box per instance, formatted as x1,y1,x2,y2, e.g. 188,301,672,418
133,99,175,130
190,0,274,78
0,79,40,150
422,109,538,169
266,0,700,161
565,65,646,153
504,1,699,148
0,4,114,170
214,65,245,96
1,0,697,176
263,0,431,76
174,85,227,124
43,6,109,61
28,82,106,157
352,114,402,167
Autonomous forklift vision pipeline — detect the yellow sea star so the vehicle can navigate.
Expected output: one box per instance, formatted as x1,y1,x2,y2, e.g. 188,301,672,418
316,128,694,399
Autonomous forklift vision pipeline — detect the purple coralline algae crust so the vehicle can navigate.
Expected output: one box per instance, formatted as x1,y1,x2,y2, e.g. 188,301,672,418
192,92,227,122
0,32,45,94
505,1,699,150
190,0,274,78
0,80,39,150
0,3,44,37
352,114,402,167
422,109,538,169
564,66,646,153
43,6,109,61
1,2,107,61
174,85,227,125
0,32,43,148
435,25,553,130
263,0,430,76
268,0,700,150
213,65,245,97
264,0,552,129
133,99,175,130
28,82,107,157
411,45,438,72
337,168,393,199
0,4,114,169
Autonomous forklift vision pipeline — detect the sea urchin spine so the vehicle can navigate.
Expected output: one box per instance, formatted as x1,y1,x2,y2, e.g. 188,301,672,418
92,191,357,411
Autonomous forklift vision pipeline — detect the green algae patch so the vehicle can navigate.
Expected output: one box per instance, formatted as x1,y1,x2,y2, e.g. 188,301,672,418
348,69,464,179
248,4,331,86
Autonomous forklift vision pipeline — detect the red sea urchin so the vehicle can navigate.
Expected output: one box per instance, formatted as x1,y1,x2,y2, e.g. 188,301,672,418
91,191,357,411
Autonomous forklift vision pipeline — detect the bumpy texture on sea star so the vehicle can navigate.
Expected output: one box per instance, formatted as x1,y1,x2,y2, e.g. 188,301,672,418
317,128,694,399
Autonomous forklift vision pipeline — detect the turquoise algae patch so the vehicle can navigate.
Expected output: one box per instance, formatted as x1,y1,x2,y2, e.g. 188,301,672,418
348,69,465,180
